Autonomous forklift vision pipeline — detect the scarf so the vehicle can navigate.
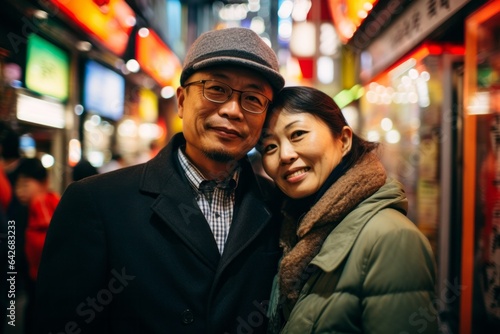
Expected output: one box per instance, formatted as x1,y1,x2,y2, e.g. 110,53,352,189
278,152,387,307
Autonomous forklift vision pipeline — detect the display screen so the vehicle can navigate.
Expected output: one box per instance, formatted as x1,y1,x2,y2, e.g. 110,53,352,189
83,60,125,121
25,34,69,100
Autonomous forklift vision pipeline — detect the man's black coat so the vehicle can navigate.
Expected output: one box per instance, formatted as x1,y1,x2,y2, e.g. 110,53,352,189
35,133,282,334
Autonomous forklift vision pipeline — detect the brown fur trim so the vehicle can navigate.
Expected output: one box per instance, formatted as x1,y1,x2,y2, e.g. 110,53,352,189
279,152,387,305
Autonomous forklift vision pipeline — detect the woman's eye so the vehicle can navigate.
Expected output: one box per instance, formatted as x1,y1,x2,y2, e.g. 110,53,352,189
291,130,307,139
263,144,277,153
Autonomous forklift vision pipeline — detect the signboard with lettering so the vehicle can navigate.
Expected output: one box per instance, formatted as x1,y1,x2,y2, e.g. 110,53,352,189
360,0,470,82
25,34,69,101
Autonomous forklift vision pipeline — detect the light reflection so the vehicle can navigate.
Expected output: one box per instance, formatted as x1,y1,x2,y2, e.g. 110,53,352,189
161,86,175,99
278,20,292,40
367,130,380,142
250,16,265,34
118,119,138,137
291,0,311,22
408,68,419,80
126,59,140,73
381,118,393,131
365,66,430,106
138,28,149,38
278,0,293,18
41,154,55,168
421,71,431,81
218,3,248,21
317,56,334,84
385,129,401,144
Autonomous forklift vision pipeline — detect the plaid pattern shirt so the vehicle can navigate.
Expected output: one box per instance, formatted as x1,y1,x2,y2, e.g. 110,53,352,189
177,148,240,254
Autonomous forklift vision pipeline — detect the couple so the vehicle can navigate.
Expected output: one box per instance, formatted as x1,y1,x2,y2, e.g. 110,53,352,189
35,27,438,333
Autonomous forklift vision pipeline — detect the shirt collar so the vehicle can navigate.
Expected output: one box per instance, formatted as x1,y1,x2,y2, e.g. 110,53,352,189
177,147,240,192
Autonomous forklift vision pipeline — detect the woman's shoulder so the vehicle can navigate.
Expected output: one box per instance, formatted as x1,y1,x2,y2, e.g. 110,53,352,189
356,208,434,259
363,207,418,232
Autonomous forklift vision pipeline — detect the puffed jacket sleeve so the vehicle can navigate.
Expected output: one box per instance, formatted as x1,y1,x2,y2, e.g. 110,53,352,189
35,180,110,333
359,209,438,333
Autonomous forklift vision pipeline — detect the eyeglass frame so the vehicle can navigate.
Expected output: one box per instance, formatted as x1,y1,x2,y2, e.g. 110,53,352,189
182,79,272,114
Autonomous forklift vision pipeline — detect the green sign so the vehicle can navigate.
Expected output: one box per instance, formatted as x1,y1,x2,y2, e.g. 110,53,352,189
26,34,69,101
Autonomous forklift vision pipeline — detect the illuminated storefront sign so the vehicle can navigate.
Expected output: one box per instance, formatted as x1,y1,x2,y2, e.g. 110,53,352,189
83,59,125,121
49,0,135,56
135,29,181,87
17,93,65,128
360,0,470,82
139,88,158,123
328,0,378,43
25,34,69,101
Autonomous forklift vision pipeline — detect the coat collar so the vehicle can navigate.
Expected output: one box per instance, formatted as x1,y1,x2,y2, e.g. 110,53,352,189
139,133,185,195
141,133,274,271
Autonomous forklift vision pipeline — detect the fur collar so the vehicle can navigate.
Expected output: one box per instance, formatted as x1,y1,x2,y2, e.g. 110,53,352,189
278,152,387,306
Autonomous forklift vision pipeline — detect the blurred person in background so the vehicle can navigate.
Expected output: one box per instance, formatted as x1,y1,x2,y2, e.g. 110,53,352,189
0,122,22,219
71,158,98,182
0,163,11,212
15,158,60,334
259,86,438,334
0,122,26,334
0,152,11,334
98,152,125,174
134,140,162,165
35,27,284,334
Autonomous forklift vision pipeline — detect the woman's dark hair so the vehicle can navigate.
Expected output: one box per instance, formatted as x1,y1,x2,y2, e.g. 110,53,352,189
17,157,47,182
263,86,378,171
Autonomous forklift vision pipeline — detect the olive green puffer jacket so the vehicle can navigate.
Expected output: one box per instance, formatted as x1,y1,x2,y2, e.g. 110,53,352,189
268,179,438,334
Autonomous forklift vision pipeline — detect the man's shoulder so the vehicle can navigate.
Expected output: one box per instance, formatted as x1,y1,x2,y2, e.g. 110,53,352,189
64,163,147,198
89,163,146,184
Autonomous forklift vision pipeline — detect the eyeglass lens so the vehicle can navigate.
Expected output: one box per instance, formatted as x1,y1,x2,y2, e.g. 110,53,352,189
203,81,268,113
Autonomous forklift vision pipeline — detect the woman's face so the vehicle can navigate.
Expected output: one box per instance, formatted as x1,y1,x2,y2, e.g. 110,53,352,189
261,110,352,199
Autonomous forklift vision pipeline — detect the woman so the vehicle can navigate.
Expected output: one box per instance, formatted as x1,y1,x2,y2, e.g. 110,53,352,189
259,86,438,333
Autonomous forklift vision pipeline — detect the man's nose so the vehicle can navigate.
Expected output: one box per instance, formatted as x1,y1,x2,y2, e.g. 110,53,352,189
218,93,244,119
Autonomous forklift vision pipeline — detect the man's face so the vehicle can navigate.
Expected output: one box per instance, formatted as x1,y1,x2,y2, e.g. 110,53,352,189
177,66,273,174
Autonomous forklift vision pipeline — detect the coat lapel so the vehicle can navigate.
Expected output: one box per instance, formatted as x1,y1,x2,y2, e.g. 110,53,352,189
140,134,220,270
217,162,273,272
151,185,221,270
140,134,275,273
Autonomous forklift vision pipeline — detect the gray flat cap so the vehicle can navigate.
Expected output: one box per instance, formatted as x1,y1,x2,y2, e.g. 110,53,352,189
180,27,285,93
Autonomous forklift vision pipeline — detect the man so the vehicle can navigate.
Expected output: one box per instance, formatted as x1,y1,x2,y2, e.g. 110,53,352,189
35,27,285,333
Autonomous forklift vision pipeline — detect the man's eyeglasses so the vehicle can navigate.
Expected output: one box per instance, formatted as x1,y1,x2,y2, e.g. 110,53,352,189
182,79,271,114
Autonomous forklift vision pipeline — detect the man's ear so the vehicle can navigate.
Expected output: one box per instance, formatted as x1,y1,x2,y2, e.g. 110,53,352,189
340,126,353,157
176,86,185,119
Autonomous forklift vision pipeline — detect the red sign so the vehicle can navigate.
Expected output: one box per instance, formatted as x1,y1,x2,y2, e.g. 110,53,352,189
136,30,182,87
49,0,135,56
